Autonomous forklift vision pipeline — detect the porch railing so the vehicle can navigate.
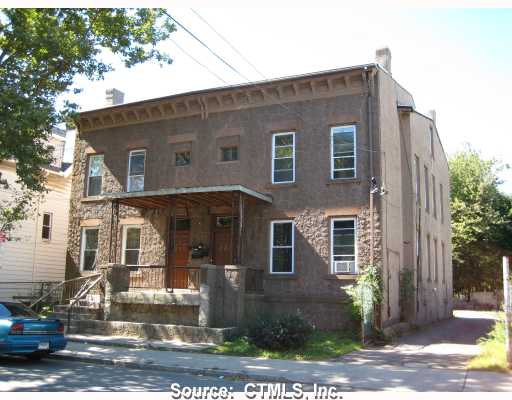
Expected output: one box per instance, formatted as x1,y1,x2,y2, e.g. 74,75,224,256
128,265,166,289
173,266,200,290
245,268,264,293
127,265,201,290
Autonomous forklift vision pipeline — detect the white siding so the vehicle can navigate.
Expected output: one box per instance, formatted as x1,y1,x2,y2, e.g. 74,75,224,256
0,163,71,299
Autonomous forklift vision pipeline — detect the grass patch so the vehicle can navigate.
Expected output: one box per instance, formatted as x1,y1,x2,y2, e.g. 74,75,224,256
468,318,510,373
206,331,361,361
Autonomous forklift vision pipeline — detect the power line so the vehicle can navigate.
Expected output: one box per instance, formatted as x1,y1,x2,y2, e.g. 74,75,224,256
169,38,229,85
190,8,267,81
166,10,381,157
164,11,249,82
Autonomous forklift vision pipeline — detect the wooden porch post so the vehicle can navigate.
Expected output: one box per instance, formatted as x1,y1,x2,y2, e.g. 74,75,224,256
109,200,119,264
167,199,177,291
237,192,244,265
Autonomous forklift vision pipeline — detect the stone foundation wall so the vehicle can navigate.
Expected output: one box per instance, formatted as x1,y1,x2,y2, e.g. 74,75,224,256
110,303,198,326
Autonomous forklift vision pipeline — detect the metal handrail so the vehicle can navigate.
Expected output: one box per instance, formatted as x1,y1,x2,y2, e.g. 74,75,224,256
67,274,104,330
29,274,101,309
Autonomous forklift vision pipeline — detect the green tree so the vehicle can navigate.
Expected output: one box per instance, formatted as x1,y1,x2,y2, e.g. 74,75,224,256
0,8,175,237
450,146,512,300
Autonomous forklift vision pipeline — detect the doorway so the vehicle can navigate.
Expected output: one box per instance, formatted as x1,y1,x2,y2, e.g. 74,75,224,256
212,216,237,266
167,217,191,289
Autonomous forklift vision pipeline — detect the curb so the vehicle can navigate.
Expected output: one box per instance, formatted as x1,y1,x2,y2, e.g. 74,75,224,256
48,352,355,390
49,353,292,384
66,337,212,353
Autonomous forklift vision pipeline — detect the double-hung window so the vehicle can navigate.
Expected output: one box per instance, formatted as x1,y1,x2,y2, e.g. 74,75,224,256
270,221,294,274
127,150,146,192
87,154,103,196
331,125,356,179
80,227,99,271
331,218,357,274
432,175,437,219
424,166,430,213
414,155,421,205
433,237,438,282
122,225,141,266
41,212,52,240
272,132,295,183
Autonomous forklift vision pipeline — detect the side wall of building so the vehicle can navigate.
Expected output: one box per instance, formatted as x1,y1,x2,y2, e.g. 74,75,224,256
0,163,70,298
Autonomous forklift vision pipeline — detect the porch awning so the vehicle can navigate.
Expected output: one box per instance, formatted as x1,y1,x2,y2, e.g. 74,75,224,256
102,184,273,209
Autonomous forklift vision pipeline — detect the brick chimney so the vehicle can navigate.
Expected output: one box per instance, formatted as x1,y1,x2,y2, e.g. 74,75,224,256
375,47,392,74
105,88,124,106
428,109,437,123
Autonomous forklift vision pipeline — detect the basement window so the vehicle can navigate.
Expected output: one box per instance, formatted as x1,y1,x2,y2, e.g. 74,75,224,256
80,227,99,271
270,221,294,274
41,212,52,241
331,125,356,179
127,149,146,192
122,225,141,266
331,218,357,274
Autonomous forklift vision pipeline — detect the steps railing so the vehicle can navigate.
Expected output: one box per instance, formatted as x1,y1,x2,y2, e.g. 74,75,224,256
29,274,102,310
66,273,104,331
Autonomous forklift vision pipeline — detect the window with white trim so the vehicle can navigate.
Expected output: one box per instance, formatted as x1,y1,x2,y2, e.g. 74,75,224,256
432,174,437,219
433,237,438,282
424,165,430,213
80,227,99,271
441,241,446,283
122,225,141,266
331,125,356,179
127,150,146,192
87,154,103,196
331,218,357,274
270,221,294,274
272,132,295,183
440,183,444,223
426,233,431,281
41,212,52,240
414,155,421,205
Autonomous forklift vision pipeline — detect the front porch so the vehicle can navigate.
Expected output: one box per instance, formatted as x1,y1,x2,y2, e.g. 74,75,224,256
104,184,271,294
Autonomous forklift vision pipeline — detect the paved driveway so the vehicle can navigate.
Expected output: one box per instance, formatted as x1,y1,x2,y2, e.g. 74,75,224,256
339,310,498,370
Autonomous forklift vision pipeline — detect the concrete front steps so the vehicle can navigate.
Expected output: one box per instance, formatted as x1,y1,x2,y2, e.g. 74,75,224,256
62,317,237,344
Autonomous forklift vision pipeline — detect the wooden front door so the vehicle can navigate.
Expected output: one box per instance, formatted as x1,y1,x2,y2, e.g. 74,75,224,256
168,218,191,288
212,216,236,266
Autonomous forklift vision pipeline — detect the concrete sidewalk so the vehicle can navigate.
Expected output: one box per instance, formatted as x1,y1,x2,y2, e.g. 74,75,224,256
52,341,512,391
66,333,214,352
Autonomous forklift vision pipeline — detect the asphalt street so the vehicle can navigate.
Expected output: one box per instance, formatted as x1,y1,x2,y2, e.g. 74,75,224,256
0,356,249,392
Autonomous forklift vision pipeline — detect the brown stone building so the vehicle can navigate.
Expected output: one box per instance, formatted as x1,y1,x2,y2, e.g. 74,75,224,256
65,49,452,334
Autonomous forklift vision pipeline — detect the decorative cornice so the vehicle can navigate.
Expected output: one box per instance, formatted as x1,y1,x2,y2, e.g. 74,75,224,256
79,66,374,133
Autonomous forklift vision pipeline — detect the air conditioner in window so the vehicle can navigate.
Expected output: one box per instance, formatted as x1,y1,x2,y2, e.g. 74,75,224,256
334,261,354,274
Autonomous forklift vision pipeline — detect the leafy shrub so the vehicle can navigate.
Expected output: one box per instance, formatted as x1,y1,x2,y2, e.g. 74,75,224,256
248,313,314,351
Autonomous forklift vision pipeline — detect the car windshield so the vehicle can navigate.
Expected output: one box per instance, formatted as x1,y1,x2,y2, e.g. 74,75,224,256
0,302,39,318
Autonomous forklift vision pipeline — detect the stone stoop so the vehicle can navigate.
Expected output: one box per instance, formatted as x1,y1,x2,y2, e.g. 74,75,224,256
65,319,238,344
50,304,104,323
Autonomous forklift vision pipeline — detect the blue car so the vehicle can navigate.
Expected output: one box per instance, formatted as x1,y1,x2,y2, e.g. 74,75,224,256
0,301,67,360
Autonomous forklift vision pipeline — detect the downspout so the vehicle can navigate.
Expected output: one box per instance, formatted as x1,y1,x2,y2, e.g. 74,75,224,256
365,67,375,266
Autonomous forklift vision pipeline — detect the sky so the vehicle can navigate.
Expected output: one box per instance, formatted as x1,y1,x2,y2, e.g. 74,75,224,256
62,7,512,193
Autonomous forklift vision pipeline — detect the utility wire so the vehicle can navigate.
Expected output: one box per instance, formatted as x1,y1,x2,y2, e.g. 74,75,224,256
169,38,229,85
164,10,249,82
165,10,382,157
190,8,268,81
